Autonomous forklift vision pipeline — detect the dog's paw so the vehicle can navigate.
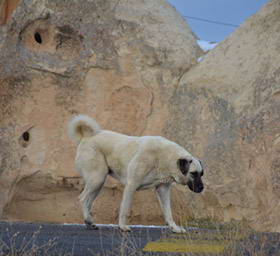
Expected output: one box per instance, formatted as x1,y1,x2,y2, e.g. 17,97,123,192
119,225,132,232
85,220,99,230
171,226,187,234
179,226,187,233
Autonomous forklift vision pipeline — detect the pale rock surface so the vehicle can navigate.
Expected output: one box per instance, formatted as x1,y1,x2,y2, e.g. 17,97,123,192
0,0,200,225
164,0,280,232
1,0,280,233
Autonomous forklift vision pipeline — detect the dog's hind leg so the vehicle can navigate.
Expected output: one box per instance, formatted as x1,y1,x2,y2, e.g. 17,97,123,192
79,179,105,230
77,151,107,230
156,183,186,233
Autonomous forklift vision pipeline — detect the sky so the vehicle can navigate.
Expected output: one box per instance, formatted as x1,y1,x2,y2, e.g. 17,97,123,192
167,0,270,42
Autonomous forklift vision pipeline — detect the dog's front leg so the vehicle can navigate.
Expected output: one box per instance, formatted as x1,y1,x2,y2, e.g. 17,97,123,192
156,183,186,233
118,182,137,232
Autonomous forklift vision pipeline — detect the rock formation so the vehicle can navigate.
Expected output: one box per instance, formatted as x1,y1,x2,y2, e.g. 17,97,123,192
0,0,201,225
1,0,279,232
164,0,280,232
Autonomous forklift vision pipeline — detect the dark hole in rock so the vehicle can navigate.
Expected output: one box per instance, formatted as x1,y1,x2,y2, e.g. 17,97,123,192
22,131,30,142
34,32,42,44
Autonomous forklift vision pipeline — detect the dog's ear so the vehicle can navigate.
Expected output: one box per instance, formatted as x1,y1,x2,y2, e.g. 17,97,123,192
177,158,192,175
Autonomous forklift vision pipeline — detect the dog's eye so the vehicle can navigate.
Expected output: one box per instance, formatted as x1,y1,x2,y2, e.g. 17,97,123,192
191,172,198,178
201,170,204,177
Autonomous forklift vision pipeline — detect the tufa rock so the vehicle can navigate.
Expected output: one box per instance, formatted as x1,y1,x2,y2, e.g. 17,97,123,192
0,0,200,225
1,0,279,233
164,0,280,232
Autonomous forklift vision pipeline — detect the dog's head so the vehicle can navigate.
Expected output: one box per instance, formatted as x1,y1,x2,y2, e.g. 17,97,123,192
176,157,204,193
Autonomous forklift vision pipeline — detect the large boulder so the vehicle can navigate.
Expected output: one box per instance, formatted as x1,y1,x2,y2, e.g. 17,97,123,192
164,0,280,232
0,0,201,224
2,0,279,233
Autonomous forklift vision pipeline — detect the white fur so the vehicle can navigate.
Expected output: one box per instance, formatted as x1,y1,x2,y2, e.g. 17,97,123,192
68,115,204,233
68,115,101,145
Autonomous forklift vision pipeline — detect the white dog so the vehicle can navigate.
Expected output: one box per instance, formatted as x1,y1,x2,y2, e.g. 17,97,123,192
68,115,204,233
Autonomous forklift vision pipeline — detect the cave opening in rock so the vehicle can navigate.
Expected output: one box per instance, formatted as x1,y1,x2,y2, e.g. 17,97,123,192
22,131,30,142
34,32,42,44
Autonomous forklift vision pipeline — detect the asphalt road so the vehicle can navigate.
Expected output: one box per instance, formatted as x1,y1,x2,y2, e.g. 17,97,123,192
0,221,280,255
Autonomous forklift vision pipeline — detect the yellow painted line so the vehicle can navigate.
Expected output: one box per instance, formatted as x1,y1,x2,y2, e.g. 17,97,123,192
168,231,249,242
143,240,226,253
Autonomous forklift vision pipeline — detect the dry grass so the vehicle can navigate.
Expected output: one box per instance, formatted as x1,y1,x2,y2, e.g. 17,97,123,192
0,220,278,256
142,218,276,256
0,225,73,256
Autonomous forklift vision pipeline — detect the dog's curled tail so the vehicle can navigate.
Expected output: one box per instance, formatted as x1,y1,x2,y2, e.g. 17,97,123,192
68,115,101,145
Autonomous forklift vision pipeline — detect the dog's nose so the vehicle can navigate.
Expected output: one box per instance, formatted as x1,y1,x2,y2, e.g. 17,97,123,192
195,184,204,193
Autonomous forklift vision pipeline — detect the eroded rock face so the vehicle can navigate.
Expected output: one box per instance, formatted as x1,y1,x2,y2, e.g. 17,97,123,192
0,0,200,224
1,0,279,233
164,0,280,232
